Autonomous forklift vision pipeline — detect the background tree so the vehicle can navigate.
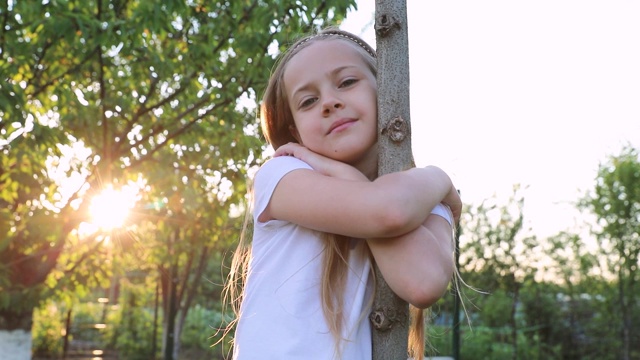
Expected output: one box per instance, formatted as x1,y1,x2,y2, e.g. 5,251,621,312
0,118,68,357
0,0,355,357
580,145,640,360
535,231,598,359
459,185,539,359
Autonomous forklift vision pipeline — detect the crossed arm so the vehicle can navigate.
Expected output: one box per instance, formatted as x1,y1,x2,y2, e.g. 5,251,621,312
261,143,462,309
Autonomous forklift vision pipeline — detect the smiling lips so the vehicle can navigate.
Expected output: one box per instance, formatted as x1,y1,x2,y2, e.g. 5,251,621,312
327,118,357,134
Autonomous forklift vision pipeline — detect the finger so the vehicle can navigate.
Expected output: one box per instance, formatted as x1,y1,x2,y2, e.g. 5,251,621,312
274,143,296,157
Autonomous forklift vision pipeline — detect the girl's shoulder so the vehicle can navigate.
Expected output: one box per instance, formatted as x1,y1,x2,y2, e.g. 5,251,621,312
252,156,315,225
255,156,313,184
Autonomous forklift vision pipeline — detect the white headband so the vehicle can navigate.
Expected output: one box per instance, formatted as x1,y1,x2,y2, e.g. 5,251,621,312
293,31,376,59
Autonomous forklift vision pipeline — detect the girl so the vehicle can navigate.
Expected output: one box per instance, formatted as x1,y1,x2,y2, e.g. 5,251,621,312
226,28,462,359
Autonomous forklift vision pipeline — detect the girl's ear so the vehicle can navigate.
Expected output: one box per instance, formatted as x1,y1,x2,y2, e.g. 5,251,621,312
289,125,302,144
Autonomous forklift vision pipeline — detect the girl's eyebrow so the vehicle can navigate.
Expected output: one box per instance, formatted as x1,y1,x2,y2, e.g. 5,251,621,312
289,65,360,100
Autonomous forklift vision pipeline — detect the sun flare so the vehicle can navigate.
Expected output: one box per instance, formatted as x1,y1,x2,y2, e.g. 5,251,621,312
89,185,137,230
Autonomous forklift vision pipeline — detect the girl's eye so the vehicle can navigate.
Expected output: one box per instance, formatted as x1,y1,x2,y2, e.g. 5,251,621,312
300,97,317,108
339,78,358,88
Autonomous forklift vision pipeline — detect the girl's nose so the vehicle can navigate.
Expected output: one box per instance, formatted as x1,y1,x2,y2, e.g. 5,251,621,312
322,96,343,116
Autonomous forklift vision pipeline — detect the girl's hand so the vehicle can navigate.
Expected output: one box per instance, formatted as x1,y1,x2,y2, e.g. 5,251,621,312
274,142,367,181
418,166,462,223
443,186,462,223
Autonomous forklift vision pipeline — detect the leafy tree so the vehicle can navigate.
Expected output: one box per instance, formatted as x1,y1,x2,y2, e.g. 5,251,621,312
580,145,640,360
1,0,355,357
459,185,540,359
520,281,557,350
0,119,67,329
536,231,597,359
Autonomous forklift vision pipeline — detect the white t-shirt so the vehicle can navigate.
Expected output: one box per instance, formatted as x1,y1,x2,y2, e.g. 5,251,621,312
233,156,373,359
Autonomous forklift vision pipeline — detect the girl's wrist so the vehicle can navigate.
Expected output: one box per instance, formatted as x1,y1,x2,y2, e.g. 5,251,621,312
430,203,453,226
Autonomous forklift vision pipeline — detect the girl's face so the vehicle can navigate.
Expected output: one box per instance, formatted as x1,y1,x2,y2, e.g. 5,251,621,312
283,39,378,170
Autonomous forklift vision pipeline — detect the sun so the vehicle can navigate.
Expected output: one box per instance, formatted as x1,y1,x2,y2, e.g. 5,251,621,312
88,185,137,230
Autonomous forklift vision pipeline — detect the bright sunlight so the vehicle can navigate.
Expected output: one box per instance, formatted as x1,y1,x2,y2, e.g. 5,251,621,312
88,185,138,230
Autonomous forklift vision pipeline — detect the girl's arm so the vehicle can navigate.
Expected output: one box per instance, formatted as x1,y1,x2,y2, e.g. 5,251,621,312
265,143,461,308
265,143,460,240
367,213,455,309
263,164,455,239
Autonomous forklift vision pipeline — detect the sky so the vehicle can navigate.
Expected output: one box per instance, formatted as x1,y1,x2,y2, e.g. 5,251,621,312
341,1,640,238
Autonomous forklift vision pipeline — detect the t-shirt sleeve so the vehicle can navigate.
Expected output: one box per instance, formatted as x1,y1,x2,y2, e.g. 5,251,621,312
252,156,313,224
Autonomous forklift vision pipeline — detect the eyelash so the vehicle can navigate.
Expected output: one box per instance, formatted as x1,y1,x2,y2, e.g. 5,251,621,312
300,98,317,108
340,78,358,88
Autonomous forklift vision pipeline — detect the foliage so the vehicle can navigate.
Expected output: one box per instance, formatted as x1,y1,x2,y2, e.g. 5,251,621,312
579,144,640,360
457,185,540,358
427,324,562,360
71,300,109,343
105,280,157,360
447,150,640,360
429,283,619,360
477,289,513,328
460,184,539,288
180,304,231,358
32,301,67,358
0,117,67,329
0,0,356,349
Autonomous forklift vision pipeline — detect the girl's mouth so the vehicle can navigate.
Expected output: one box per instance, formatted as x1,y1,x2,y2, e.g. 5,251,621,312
328,118,356,134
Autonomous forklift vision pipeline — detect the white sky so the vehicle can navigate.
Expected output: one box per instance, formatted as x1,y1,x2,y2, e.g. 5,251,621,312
342,1,640,238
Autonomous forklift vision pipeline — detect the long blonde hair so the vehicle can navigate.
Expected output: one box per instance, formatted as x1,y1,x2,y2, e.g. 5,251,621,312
225,28,430,359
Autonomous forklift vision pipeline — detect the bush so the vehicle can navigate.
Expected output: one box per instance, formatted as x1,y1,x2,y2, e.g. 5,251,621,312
180,304,232,359
427,324,563,360
71,301,108,344
105,284,157,359
32,301,66,358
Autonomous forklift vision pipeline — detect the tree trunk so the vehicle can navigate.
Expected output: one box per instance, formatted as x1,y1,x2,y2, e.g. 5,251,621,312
162,260,178,360
172,313,182,360
510,283,520,360
618,268,629,360
152,282,160,359
372,0,413,359
171,245,210,360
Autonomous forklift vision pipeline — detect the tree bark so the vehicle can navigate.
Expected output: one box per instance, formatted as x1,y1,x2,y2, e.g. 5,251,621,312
371,1,413,359
163,260,178,360
510,282,520,360
172,246,210,360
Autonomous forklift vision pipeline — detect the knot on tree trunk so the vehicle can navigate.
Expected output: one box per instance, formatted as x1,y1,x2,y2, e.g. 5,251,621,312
381,116,408,142
369,306,405,331
375,13,401,37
